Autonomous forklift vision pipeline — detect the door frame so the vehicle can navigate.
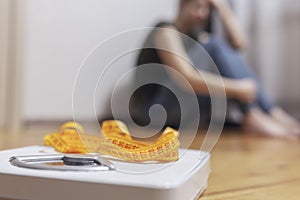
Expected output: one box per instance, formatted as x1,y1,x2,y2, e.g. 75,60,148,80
0,0,10,128
0,0,23,130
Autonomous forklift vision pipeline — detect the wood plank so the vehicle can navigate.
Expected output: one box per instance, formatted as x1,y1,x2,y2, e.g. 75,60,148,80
201,179,300,200
199,131,300,199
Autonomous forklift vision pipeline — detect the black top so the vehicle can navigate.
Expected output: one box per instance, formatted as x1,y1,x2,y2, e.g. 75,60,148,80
129,21,214,126
133,22,175,104
133,21,212,101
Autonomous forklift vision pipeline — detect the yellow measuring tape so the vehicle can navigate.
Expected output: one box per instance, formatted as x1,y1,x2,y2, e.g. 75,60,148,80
44,120,180,162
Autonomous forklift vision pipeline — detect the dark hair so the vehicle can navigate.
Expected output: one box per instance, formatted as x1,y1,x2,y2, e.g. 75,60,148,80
179,0,214,33
180,0,193,7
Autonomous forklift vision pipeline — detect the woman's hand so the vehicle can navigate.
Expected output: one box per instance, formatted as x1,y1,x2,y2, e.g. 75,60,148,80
207,0,248,50
208,0,227,10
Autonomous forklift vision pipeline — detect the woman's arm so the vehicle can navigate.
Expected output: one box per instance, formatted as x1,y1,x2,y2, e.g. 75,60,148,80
154,27,256,103
209,0,248,50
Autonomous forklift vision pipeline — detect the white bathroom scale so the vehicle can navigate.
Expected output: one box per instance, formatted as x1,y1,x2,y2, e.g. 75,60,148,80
0,146,210,200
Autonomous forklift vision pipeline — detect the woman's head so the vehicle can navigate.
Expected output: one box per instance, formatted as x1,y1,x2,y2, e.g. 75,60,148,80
178,0,211,28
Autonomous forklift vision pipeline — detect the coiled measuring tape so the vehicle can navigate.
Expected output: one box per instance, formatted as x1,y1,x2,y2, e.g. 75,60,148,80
44,120,180,163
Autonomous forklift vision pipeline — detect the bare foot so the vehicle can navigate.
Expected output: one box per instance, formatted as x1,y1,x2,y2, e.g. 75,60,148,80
243,108,299,139
270,108,300,132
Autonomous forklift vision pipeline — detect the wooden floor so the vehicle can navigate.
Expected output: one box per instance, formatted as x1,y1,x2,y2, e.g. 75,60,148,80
0,125,300,200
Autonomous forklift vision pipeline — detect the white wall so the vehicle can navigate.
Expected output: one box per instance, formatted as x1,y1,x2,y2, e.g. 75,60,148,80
255,0,300,110
233,0,300,117
22,0,178,121
21,0,300,121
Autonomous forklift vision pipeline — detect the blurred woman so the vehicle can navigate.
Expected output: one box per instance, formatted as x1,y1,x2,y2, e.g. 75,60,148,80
131,0,300,138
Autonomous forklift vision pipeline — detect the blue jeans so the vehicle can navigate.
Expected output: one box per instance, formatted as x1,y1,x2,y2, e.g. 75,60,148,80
199,36,274,114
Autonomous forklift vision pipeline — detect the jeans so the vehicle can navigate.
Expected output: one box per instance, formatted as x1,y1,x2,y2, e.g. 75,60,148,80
201,36,274,114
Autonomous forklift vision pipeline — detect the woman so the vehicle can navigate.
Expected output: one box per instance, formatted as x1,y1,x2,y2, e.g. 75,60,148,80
131,0,300,138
